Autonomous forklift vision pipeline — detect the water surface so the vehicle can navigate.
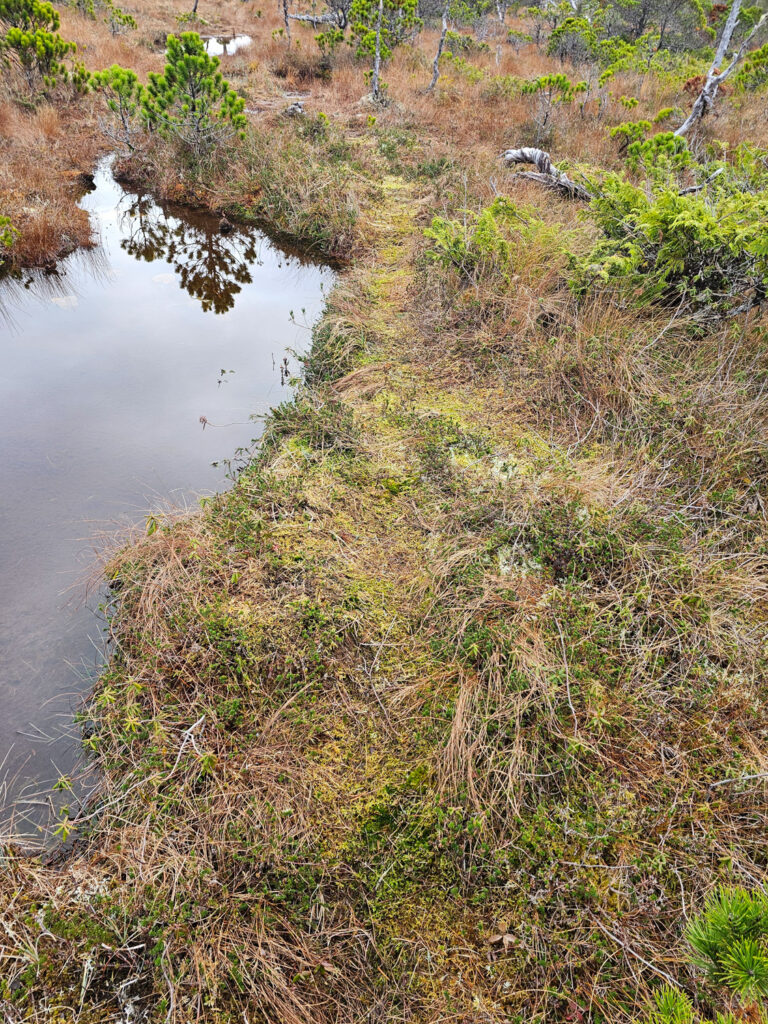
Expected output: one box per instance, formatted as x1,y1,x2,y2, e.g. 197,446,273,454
0,162,333,838
203,34,253,56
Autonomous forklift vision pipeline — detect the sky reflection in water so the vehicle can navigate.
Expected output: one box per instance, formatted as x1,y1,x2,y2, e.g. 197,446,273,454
0,161,333,840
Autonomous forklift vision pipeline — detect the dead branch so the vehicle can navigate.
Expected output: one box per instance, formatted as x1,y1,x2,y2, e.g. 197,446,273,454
287,11,338,25
676,0,768,136
678,166,725,194
501,147,592,200
427,0,450,92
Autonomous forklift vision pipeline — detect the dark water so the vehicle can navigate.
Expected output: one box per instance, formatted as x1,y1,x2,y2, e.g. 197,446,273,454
0,161,333,839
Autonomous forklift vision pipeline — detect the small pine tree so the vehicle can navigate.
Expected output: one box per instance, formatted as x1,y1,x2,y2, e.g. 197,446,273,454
2,25,76,90
643,888,768,1023
0,0,87,92
349,0,420,102
520,73,588,146
91,64,144,150
0,0,58,29
141,32,247,160
686,887,768,998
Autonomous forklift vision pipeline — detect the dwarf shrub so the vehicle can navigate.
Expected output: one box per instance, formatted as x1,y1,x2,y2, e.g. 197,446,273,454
546,16,597,62
571,172,768,317
91,64,144,150
0,0,58,29
0,214,17,259
142,33,247,160
349,0,420,97
686,887,768,997
734,41,768,91
3,24,76,88
424,197,522,284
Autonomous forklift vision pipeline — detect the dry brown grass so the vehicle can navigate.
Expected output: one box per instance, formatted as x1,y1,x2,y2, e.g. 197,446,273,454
0,95,102,266
3,0,767,267
2,5,768,1023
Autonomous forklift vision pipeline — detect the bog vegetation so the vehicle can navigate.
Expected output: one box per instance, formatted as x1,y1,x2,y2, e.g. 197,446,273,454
1,0,768,1019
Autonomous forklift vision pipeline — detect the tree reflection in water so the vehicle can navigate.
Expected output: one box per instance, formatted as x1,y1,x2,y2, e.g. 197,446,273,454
119,194,261,314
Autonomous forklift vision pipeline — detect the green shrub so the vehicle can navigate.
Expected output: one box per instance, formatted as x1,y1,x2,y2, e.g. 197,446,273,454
68,0,136,32
424,196,519,284
626,130,691,174
520,72,588,146
645,985,697,1024
546,16,596,62
2,24,76,89
686,887,768,998
0,0,58,29
645,888,768,1023
571,171,768,318
521,71,586,102
444,29,489,54
315,24,344,59
142,33,246,160
481,72,520,99
348,0,420,96
507,28,532,50
0,214,17,266
596,32,709,86
734,41,768,91
91,64,144,150
609,118,652,151
0,0,88,91
441,50,484,83
104,0,136,35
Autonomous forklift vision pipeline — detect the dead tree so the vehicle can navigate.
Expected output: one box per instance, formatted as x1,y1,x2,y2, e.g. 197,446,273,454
370,0,385,102
427,0,450,92
280,0,292,47
501,147,592,200
675,0,767,136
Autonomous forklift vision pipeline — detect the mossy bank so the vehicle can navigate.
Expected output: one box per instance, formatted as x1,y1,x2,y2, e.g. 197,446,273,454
3,150,768,1022
2,1,768,1018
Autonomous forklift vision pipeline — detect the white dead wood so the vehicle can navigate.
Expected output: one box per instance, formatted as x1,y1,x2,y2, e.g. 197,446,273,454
676,0,768,136
427,0,450,92
287,11,338,25
370,0,385,102
501,147,592,200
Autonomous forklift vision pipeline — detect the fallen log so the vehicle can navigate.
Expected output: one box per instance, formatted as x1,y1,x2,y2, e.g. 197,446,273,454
287,11,339,25
501,147,592,201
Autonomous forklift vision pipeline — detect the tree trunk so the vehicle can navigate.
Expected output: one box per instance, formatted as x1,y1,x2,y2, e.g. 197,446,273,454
676,0,767,136
371,0,384,102
427,0,449,92
281,0,292,47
